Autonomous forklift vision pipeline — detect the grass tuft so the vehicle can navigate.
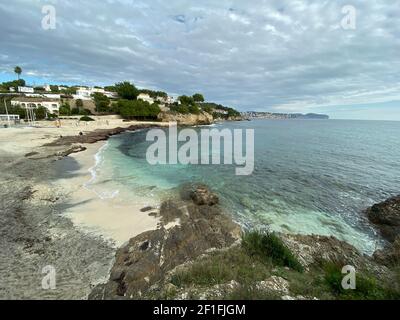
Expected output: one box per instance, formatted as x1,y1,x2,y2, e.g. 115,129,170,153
324,263,400,300
242,231,304,273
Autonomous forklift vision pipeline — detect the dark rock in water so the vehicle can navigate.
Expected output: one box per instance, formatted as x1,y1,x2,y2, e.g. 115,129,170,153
373,236,400,266
89,185,240,300
140,206,154,213
190,185,219,206
366,195,400,242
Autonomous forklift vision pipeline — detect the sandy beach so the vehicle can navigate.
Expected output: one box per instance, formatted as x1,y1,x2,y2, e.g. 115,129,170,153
0,117,166,299
56,141,161,247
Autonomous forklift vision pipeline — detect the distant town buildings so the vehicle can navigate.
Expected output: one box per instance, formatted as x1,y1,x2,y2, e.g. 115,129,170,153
17,86,34,93
73,87,117,100
241,111,329,120
137,93,155,104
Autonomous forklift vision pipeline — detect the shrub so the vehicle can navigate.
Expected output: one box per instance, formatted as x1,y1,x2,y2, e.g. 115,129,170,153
80,116,95,122
170,104,189,114
117,99,160,120
169,248,270,288
242,231,304,272
188,104,200,115
324,263,400,300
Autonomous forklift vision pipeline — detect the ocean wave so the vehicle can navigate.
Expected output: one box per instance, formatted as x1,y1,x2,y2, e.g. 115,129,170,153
84,141,120,200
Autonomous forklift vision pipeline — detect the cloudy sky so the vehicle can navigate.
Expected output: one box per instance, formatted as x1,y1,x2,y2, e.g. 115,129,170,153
1,0,399,119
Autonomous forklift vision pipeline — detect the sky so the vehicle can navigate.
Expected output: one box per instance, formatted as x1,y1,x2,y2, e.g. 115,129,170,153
0,0,399,120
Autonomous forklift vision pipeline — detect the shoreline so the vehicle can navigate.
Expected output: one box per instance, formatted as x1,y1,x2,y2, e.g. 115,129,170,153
1,119,398,300
56,139,162,247
0,119,168,299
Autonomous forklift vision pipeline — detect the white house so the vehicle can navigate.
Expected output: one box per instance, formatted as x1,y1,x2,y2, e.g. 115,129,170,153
43,85,52,92
11,97,61,115
137,93,155,104
74,87,116,100
18,86,34,93
0,114,20,122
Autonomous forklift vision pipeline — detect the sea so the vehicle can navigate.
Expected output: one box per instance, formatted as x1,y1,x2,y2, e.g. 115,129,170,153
85,119,400,254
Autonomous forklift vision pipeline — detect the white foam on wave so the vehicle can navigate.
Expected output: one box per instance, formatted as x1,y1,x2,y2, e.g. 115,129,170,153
84,141,120,200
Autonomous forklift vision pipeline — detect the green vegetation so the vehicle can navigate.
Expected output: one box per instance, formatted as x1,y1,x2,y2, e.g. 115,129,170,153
193,93,205,103
104,85,117,92
80,115,95,122
35,106,47,120
92,92,110,113
170,104,189,114
0,79,25,91
168,93,205,115
323,263,400,300
115,81,139,100
160,231,400,300
59,102,71,116
0,100,26,119
224,285,281,300
140,89,168,99
115,99,160,120
14,66,22,80
242,231,304,272
170,248,272,288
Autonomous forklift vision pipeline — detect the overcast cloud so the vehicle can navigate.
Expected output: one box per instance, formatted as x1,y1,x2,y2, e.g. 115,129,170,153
0,0,399,117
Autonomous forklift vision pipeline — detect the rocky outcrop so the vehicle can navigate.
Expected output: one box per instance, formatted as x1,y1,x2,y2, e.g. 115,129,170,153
44,123,160,147
373,237,400,266
281,234,387,275
89,184,241,300
366,195,400,243
158,111,213,125
190,185,219,206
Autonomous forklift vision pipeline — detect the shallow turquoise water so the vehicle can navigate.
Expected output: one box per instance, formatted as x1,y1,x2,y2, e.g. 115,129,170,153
88,120,400,254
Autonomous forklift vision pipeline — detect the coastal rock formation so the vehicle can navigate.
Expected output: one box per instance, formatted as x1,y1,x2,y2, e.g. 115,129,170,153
190,185,219,206
44,123,160,147
373,237,400,266
158,111,213,125
89,184,241,300
281,234,386,275
366,195,400,242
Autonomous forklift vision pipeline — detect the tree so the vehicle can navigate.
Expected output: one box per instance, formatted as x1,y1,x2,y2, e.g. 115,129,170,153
14,66,22,80
117,99,160,120
2,79,25,90
50,85,59,93
115,82,139,100
59,103,71,116
193,93,205,103
35,106,47,120
92,93,110,113
178,95,195,106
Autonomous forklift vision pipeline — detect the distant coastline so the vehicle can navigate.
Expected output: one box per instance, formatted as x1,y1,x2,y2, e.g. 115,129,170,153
242,111,329,120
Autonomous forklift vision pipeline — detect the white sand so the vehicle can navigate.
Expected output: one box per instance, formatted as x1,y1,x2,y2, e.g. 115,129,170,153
58,142,161,247
0,117,164,247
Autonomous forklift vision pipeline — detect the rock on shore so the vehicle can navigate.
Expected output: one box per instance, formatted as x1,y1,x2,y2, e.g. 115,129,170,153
366,195,400,243
89,184,241,299
158,111,213,125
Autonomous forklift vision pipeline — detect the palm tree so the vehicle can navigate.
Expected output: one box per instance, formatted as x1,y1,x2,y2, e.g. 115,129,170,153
14,66,22,80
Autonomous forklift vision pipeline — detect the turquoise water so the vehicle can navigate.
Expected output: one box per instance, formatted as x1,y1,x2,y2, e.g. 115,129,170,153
89,120,400,254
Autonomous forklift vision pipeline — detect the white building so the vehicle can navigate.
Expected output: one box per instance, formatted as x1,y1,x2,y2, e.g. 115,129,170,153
73,87,116,100
18,86,34,93
0,114,20,122
137,93,155,104
11,97,61,115
44,85,52,92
